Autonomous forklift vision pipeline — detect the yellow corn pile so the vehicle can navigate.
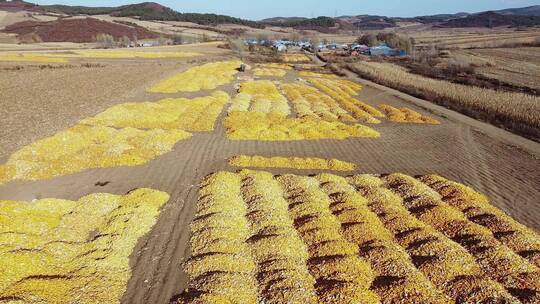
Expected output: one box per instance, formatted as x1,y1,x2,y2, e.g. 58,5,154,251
379,104,440,124
308,78,384,124
1,125,191,182
229,80,290,116
282,82,356,123
175,170,540,304
81,91,230,132
0,189,170,304
224,112,380,141
228,155,356,171
298,71,338,79
148,60,242,93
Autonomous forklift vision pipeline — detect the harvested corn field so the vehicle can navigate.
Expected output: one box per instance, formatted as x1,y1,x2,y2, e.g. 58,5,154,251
0,188,169,303
228,155,356,171
177,170,540,304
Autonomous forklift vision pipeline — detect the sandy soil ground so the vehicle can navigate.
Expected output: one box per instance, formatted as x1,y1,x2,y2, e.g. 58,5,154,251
0,46,538,303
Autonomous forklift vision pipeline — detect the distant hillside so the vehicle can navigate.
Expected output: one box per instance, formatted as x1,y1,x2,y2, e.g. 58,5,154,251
414,13,469,23
0,0,37,12
4,17,159,42
263,16,337,32
495,5,540,17
440,11,540,28
19,1,264,28
262,17,307,23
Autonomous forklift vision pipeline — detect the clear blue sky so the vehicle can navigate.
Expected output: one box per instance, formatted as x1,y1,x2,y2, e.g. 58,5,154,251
32,0,540,20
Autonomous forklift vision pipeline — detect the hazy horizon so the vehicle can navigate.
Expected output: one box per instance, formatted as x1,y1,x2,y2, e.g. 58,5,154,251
30,0,540,20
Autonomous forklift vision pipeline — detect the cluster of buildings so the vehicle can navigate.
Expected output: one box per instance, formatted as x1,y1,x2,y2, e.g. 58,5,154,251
244,38,406,57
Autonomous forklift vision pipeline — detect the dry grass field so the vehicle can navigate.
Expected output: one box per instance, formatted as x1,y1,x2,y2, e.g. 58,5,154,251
449,47,540,91
348,61,540,140
0,43,539,304
406,28,540,49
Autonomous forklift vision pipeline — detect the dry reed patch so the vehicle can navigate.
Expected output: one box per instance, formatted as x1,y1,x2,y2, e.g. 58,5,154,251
348,61,540,140
308,78,384,124
224,112,379,141
228,155,356,171
0,189,169,304
229,80,290,115
379,104,440,124
148,60,241,93
281,82,356,123
81,91,230,132
281,53,311,63
0,125,191,182
178,170,540,303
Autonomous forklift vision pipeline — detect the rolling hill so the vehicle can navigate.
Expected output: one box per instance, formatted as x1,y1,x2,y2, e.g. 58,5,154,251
440,11,540,28
495,5,540,17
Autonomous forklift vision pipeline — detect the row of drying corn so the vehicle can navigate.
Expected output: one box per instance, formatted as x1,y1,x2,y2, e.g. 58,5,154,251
281,83,356,123
384,174,540,303
180,170,540,303
308,78,384,124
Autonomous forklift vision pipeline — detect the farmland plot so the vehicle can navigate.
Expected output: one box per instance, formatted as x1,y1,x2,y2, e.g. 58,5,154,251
177,170,540,304
0,188,169,303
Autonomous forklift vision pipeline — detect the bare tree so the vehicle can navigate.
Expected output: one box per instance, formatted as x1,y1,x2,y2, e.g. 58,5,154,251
96,34,115,49
118,36,131,48
227,38,245,59
310,36,320,53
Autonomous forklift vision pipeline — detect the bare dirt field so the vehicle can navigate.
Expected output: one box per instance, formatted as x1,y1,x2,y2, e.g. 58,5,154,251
0,43,538,303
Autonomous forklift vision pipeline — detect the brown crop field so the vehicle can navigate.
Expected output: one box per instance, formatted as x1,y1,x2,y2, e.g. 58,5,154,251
0,43,538,304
